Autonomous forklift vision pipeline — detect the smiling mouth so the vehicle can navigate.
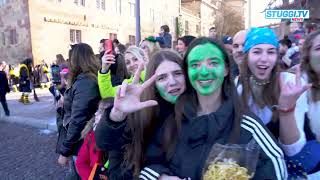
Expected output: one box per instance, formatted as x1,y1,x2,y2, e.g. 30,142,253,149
168,88,181,96
197,80,214,86
257,65,270,72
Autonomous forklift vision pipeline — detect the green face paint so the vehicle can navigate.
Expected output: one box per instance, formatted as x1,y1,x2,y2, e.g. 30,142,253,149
156,85,178,104
187,43,226,96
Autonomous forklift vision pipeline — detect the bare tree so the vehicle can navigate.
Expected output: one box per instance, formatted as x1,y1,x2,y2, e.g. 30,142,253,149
214,3,244,37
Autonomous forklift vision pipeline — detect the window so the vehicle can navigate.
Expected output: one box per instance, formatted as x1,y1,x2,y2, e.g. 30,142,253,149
96,0,100,9
150,9,154,22
196,25,200,34
80,0,85,6
70,29,81,43
76,30,81,43
128,2,135,17
0,0,7,7
129,35,135,45
109,33,117,40
1,32,5,46
101,0,105,10
70,29,75,43
9,29,17,45
185,21,189,35
113,0,121,14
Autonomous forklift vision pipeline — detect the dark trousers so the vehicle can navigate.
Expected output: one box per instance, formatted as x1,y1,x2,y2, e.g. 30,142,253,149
0,94,10,115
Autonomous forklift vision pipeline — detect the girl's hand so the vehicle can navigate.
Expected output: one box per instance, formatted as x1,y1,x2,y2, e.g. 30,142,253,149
101,53,116,73
278,65,312,110
110,64,158,122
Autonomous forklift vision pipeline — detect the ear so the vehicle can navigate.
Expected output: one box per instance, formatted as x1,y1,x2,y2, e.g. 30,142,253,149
224,66,229,77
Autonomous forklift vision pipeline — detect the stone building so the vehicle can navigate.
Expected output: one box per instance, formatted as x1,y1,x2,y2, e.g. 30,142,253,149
0,0,179,65
181,0,218,36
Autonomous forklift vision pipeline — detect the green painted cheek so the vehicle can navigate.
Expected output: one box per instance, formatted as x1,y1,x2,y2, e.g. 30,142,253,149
187,43,226,96
156,85,178,104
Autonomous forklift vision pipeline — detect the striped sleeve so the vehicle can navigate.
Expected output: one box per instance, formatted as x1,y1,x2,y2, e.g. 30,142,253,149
241,115,288,180
139,167,160,180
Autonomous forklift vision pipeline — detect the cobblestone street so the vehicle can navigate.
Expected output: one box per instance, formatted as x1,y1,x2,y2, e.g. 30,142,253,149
0,122,67,180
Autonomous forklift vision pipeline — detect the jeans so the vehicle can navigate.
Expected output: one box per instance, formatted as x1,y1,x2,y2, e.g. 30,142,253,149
0,94,9,116
65,156,81,180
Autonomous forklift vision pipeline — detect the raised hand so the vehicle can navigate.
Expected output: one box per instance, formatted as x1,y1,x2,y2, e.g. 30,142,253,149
278,65,312,110
101,53,116,73
110,64,158,122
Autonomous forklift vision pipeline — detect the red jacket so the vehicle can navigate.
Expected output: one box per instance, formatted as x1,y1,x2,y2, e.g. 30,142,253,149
76,130,103,180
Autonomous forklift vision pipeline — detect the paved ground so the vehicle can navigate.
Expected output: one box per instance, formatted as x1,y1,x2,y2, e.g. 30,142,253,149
0,121,67,180
0,88,57,131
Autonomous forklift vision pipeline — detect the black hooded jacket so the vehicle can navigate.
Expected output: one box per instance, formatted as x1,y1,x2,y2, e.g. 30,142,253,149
140,98,287,180
95,98,174,180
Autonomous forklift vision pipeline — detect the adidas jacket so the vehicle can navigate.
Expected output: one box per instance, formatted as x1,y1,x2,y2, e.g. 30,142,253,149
139,99,287,180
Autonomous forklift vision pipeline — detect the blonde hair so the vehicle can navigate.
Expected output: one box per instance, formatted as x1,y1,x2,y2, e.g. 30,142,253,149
125,46,146,62
139,40,161,61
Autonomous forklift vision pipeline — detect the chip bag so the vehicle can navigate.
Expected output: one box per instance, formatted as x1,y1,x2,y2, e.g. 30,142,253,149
202,139,260,180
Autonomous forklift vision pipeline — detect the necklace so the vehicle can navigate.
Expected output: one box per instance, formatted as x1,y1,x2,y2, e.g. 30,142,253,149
250,75,271,86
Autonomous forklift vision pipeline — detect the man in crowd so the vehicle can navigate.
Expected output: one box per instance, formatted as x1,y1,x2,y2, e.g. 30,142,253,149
0,61,10,116
231,30,247,77
208,27,217,40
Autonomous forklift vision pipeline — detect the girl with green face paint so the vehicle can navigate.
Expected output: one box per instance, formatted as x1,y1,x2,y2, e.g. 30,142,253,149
140,37,287,180
155,60,186,104
95,50,186,179
187,43,226,96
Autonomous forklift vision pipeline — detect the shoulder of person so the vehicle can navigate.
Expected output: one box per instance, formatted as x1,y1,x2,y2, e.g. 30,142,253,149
73,74,98,88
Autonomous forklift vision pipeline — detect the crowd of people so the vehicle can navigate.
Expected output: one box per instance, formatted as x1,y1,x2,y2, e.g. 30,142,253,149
1,22,320,180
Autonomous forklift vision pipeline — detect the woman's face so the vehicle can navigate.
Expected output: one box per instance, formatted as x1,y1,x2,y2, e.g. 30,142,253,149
125,52,144,75
248,44,277,81
310,34,320,75
298,38,305,52
94,103,111,123
140,41,150,59
155,60,186,104
187,43,227,96
176,40,187,53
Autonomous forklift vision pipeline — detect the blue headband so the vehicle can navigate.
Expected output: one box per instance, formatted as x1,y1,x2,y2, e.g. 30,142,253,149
243,27,279,53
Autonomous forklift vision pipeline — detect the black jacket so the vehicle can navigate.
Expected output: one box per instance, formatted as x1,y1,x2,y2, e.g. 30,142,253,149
95,98,174,180
140,99,287,180
19,65,31,92
57,73,100,157
0,71,10,96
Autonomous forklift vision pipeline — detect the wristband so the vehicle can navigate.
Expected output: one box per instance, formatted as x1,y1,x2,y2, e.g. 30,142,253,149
272,104,296,113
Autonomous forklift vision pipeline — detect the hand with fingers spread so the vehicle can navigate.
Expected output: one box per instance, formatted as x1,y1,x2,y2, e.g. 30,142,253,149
278,65,312,111
101,53,116,73
110,64,158,122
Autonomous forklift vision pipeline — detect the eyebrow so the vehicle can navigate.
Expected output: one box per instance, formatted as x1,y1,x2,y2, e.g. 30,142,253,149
252,47,276,51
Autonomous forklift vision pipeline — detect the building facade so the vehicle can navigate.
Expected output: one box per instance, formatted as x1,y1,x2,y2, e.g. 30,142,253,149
0,0,179,65
181,0,218,37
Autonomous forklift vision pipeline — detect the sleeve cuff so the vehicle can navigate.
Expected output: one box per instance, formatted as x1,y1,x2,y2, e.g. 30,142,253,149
280,135,306,156
139,165,171,180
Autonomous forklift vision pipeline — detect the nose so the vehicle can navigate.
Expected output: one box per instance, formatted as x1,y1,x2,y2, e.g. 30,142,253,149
200,64,209,76
237,45,243,53
168,74,177,86
260,51,268,62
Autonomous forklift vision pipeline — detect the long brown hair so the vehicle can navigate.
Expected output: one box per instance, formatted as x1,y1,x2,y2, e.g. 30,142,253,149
123,50,184,177
56,54,66,65
239,48,281,122
68,43,100,86
163,37,243,160
301,30,320,102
